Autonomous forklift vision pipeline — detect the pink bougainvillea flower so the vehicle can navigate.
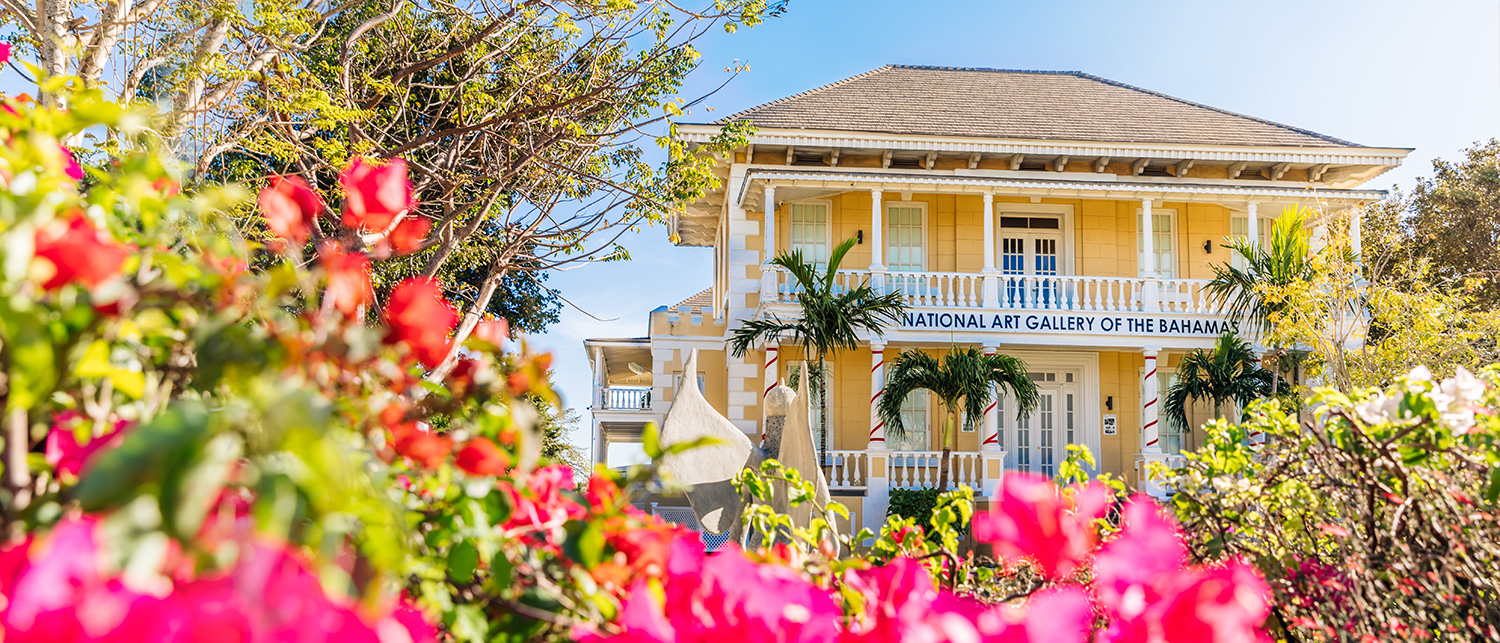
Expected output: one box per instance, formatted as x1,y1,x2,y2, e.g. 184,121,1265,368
32,213,131,291
44,412,132,478
341,157,415,233
258,175,324,244
318,242,373,317
470,317,509,351
1093,497,1272,643
388,215,430,255
841,556,1092,643
383,277,458,368
455,437,509,476
58,144,84,181
0,43,11,65
971,473,1112,579
580,534,842,643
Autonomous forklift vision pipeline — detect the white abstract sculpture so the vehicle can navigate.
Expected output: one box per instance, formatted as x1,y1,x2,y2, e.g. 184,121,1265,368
658,350,835,546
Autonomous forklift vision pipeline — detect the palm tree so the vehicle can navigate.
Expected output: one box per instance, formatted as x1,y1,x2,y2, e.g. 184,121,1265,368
1207,207,1314,395
877,347,1039,492
1162,332,1280,439
728,237,908,468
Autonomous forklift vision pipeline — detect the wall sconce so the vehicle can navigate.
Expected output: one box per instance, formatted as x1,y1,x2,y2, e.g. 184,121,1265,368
1202,239,1213,254
1105,396,1113,410
857,230,864,244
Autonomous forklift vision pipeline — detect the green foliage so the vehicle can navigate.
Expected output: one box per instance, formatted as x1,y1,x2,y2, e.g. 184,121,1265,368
1162,331,1279,431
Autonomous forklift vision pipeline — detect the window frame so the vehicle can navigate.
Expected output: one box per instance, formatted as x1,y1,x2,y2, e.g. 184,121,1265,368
1136,207,1180,278
787,199,834,269
992,203,1076,276
884,200,929,272
1228,210,1274,271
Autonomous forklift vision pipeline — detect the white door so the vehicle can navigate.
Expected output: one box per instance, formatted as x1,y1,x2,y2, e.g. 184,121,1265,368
998,216,1064,308
1005,371,1081,478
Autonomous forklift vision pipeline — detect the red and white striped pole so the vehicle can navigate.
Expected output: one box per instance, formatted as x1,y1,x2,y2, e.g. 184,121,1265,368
868,342,886,446
980,343,1002,451
1142,347,1161,453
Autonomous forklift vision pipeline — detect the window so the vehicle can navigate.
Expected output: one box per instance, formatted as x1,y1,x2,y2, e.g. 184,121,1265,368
885,203,926,272
789,202,830,269
1137,208,1177,278
1229,212,1273,271
673,373,706,395
889,388,928,451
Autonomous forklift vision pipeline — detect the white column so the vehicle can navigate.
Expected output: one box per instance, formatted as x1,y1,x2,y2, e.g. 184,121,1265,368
1141,347,1161,454
592,347,606,409
1140,198,1155,276
869,189,885,271
1247,201,1259,247
868,342,887,447
981,193,1000,307
762,185,776,263
762,343,779,440
1349,207,1362,258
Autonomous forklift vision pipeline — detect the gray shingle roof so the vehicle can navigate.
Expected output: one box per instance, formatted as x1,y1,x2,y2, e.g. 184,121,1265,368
673,288,713,309
719,65,1358,148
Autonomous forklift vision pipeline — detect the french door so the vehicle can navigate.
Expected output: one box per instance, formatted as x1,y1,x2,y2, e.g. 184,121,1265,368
998,216,1064,308
1005,371,1080,478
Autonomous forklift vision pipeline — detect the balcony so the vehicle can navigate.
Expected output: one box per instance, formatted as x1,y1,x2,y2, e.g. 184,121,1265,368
760,267,1236,344
598,386,652,412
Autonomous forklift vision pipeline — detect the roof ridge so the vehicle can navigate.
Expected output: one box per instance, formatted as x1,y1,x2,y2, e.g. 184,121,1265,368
1068,71,1360,147
890,64,1083,75
719,65,897,123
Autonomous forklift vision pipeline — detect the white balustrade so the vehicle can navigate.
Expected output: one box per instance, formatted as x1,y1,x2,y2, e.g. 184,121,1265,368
888,451,987,490
823,450,868,490
762,266,1219,316
603,387,652,411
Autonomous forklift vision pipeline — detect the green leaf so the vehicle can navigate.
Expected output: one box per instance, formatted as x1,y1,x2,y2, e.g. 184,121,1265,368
1486,467,1500,504
563,520,605,569
642,422,660,459
75,402,213,513
448,541,479,584
0,306,56,411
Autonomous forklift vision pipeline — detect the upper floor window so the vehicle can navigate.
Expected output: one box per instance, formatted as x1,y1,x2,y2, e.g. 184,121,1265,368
1229,212,1273,271
789,202,831,269
886,203,926,272
1137,208,1178,278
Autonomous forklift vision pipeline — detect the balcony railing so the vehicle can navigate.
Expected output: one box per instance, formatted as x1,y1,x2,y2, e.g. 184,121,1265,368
822,450,868,490
600,386,651,411
762,266,1221,315
888,451,989,490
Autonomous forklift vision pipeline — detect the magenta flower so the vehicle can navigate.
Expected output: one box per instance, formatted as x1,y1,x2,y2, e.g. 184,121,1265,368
1093,498,1271,643
971,473,1113,579
44,412,132,478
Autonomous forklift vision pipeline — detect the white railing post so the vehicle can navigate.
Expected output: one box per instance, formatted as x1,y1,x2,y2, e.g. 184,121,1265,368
862,450,890,535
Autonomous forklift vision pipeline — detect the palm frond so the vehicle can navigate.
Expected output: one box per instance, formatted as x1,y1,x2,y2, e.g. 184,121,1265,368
878,350,943,440
823,236,859,287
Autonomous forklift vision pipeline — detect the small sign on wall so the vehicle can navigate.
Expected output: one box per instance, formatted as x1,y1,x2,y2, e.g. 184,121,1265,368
1103,414,1117,436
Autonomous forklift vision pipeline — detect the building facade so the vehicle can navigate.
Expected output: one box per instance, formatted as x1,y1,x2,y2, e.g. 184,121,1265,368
585,65,1409,531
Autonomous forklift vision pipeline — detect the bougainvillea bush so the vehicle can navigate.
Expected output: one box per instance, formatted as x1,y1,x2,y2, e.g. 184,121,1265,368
1164,367,1500,641
0,79,1274,640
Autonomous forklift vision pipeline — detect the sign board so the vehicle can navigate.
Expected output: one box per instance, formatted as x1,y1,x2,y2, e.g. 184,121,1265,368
899,311,1235,338
1102,414,1117,436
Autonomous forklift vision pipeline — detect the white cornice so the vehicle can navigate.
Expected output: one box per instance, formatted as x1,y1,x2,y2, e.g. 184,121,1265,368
677,124,1412,167
733,169,1387,208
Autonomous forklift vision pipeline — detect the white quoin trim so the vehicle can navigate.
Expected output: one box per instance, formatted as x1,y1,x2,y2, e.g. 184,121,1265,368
1142,347,1161,454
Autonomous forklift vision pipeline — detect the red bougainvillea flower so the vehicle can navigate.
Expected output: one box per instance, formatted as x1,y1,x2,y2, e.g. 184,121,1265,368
258,175,324,244
44,412,132,478
389,420,453,469
971,473,1112,579
455,438,509,476
471,318,509,350
1093,497,1272,643
318,242,373,317
32,214,131,291
383,277,458,368
340,157,415,233
388,215,430,255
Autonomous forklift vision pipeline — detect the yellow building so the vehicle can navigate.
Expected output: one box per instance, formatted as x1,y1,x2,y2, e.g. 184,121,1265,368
584,65,1408,532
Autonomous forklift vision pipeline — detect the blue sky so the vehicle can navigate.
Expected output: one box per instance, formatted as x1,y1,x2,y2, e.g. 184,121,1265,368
538,0,1500,456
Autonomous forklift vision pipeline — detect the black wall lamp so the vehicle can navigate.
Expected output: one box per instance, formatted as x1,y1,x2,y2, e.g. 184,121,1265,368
857,230,864,244
1105,396,1114,411
1202,239,1213,254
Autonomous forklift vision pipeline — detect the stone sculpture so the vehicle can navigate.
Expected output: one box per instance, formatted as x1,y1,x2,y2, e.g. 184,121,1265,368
658,350,835,546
